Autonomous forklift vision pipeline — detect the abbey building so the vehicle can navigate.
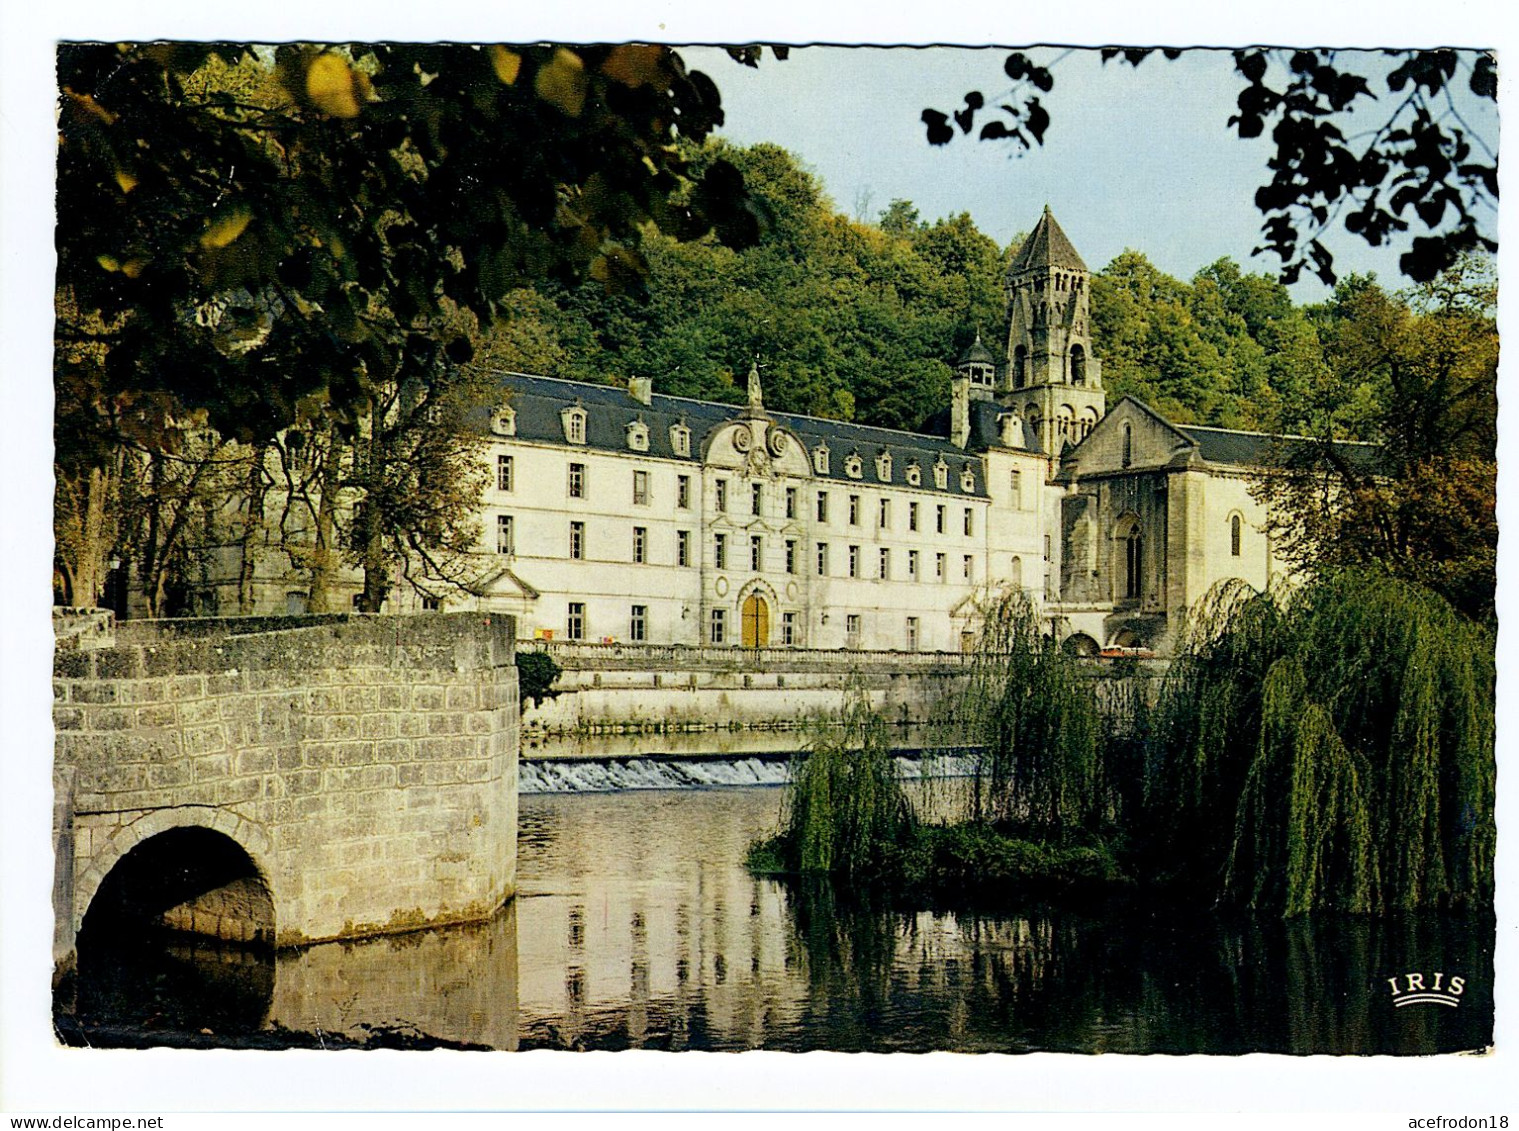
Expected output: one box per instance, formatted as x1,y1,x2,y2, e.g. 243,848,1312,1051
204,208,1345,655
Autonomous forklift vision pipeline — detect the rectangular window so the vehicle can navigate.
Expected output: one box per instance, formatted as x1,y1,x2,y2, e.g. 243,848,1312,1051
750,535,763,572
497,454,513,492
567,602,586,641
630,605,647,642
964,554,974,580
714,532,727,570
846,614,861,648
782,611,798,647
908,549,919,578
1043,534,1052,561
496,514,514,555
677,475,691,509
906,616,920,652
936,552,946,581
1010,469,1022,506
785,539,797,574
964,508,974,537
569,521,585,560
633,470,650,506
879,498,891,529
785,487,798,519
716,479,728,512
936,504,946,534
568,462,586,499
879,547,890,580
677,529,691,567
849,494,860,526
817,491,829,523
909,501,919,532
633,526,648,564
849,545,860,578
752,482,763,515
710,608,727,645
816,542,829,576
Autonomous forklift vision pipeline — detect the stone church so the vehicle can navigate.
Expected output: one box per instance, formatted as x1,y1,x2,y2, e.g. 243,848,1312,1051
202,208,1345,655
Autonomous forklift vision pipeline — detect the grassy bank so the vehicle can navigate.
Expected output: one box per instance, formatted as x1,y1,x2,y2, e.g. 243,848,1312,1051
749,822,1129,902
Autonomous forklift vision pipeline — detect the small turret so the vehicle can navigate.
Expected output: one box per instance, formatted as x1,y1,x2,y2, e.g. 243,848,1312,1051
955,331,997,401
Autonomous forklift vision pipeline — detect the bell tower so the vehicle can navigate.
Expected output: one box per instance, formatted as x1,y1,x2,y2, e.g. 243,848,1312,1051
1004,206,1105,457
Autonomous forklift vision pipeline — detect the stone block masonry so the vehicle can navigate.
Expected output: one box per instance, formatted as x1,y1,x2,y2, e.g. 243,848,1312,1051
53,613,518,966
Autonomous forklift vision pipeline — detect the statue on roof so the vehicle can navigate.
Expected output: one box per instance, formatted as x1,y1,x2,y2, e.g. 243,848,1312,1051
747,360,764,412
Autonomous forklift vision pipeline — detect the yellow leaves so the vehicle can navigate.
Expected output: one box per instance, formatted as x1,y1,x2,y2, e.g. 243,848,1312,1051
535,48,587,117
489,46,522,86
114,169,138,194
200,204,253,249
601,44,668,90
305,52,369,118
63,88,117,125
96,254,148,278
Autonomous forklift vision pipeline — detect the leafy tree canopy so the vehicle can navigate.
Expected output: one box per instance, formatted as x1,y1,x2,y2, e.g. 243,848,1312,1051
924,48,1497,285
57,42,762,448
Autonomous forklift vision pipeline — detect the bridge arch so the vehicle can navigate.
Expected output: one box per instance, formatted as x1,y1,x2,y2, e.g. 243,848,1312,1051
75,807,274,943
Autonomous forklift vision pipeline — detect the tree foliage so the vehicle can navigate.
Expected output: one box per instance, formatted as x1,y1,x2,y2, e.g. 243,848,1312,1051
1253,260,1497,621
924,47,1497,285
506,141,1008,429
960,590,1102,839
1145,573,1495,915
55,42,761,610
775,682,917,880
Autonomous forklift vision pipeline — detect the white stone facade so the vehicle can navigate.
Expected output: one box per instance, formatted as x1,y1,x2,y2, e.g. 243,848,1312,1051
182,210,1366,656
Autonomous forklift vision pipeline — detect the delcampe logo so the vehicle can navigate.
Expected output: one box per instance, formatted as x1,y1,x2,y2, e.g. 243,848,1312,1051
1387,972,1466,1008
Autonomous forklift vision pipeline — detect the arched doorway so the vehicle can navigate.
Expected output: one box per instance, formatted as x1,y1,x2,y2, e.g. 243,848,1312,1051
741,593,770,648
1061,632,1101,657
68,827,275,1037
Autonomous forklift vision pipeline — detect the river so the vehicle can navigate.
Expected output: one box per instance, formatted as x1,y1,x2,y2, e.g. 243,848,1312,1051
60,777,1494,1054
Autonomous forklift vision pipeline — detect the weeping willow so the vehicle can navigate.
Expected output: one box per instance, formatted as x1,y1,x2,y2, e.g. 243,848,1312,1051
1151,570,1495,916
777,680,916,878
962,590,1102,839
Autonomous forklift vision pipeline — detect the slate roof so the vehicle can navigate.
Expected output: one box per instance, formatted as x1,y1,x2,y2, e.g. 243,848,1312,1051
488,372,991,497
1057,397,1386,477
956,333,996,367
1008,206,1088,275
1178,424,1385,473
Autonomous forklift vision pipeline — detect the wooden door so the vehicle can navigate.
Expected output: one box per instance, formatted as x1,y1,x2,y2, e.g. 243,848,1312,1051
741,594,769,648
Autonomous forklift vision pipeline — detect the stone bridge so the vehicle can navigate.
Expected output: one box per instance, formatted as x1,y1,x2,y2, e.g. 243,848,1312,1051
52,612,518,973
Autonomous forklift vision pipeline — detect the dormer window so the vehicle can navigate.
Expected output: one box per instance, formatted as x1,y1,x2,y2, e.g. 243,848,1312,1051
934,459,949,490
562,404,587,445
491,406,516,436
905,462,922,487
875,452,892,482
671,422,691,458
813,444,830,475
960,466,976,493
626,419,649,452
844,453,863,480
999,413,1022,447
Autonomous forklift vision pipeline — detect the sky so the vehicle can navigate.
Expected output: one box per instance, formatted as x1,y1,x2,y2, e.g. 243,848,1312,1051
682,44,1500,301
1,0,1515,1120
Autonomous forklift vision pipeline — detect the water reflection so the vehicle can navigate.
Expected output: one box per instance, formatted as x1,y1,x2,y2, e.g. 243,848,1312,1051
61,786,1494,1053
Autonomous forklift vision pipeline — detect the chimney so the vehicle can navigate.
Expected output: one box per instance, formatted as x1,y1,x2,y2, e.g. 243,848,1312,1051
629,376,653,406
950,372,971,449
